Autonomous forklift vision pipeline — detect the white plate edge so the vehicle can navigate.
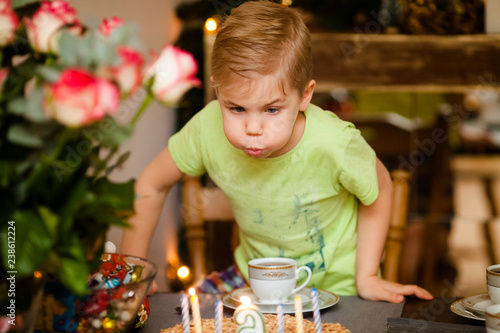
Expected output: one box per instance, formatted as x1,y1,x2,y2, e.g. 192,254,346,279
229,287,313,306
450,299,486,321
223,288,339,314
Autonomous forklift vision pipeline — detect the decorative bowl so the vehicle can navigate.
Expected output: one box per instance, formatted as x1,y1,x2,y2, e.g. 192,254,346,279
76,253,157,332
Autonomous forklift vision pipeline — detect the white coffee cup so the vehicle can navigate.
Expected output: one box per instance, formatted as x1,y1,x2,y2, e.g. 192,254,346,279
487,264,500,304
486,304,500,333
248,257,312,304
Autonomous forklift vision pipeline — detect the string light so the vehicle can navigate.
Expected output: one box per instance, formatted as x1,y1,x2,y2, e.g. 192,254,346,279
177,265,190,279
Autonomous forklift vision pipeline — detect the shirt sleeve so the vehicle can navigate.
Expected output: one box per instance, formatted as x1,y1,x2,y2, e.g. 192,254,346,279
338,126,379,205
168,108,207,176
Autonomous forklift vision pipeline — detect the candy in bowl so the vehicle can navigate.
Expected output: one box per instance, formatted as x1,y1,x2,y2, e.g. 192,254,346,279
76,253,157,332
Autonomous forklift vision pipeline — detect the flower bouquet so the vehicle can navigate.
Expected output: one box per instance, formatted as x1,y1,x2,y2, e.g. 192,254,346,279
0,0,199,314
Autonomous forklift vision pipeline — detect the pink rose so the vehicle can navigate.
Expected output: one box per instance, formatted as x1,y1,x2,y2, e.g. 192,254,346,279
98,16,123,36
44,68,119,127
143,45,200,104
24,0,79,53
0,67,8,96
99,46,144,95
0,0,18,47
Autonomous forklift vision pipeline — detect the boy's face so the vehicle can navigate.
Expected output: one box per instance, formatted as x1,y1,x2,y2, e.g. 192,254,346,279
216,74,315,159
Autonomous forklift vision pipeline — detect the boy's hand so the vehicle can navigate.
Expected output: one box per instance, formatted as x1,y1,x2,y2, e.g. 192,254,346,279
356,275,434,303
148,280,158,295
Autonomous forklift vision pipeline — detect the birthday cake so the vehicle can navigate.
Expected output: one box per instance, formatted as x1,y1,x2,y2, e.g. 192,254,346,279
161,314,351,332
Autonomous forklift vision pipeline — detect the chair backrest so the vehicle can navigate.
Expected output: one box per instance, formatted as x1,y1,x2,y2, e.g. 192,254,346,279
181,170,411,284
383,169,411,282
181,175,236,282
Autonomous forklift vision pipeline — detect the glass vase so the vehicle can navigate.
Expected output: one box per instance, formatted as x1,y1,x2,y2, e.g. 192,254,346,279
0,272,45,333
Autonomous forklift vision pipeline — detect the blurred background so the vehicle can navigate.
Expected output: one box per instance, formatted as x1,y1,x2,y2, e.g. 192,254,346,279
75,0,499,297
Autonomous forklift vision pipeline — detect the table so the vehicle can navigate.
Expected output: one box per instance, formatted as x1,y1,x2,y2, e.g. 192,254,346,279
141,293,486,332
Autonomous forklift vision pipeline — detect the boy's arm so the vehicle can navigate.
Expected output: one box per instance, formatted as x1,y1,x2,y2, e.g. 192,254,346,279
355,158,392,290
121,147,184,258
355,158,433,303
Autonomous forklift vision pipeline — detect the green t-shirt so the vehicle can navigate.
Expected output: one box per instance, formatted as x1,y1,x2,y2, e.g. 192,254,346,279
169,101,379,295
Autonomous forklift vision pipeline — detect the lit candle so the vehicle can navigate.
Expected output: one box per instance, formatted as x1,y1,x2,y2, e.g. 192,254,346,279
276,304,284,333
234,296,266,333
180,294,190,333
295,295,303,333
311,288,322,333
215,298,223,333
189,288,202,333
203,17,218,104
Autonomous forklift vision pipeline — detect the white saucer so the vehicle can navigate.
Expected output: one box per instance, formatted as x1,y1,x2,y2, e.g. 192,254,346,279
229,287,311,306
450,299,485,321
223,287,339,314
461,293,495,316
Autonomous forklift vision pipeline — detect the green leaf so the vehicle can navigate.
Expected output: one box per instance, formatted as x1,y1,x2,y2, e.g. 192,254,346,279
37,206,59,240
109,24,143,50
54,234,90,295
92,35,119,66
57,31,79,67
76,33,93,68
55,173,89,232
58,256,89,295
93,178,134,211
1,210,53,276
12,0,40,9
104,151,131,177
100,121,133,147
7,97,27,115
7,124,44,147
8,88,47,123
36,66,61,83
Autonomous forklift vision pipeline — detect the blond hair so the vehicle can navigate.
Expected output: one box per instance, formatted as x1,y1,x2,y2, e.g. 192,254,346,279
211,1,312,95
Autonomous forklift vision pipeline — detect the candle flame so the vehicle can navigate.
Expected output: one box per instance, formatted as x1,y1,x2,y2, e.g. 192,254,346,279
205,18,217,32
189,287,196,296
240,296,251,305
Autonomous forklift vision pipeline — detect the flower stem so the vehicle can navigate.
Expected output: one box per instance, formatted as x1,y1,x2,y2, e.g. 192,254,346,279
47,128,73,163
130,92,154,126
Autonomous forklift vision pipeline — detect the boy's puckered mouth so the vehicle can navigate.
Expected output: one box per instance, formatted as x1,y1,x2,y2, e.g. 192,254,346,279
245,148,264,157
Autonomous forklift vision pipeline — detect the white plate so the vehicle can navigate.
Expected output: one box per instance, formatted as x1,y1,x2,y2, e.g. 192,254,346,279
223,287,339,314
229,287,312,306
450,299,485,321
461,293,495,315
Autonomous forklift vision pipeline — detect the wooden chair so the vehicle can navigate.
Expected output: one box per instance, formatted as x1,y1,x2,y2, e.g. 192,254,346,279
181,169,411,284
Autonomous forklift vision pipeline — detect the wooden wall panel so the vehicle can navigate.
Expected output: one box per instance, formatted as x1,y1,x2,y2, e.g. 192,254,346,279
311,33,500,92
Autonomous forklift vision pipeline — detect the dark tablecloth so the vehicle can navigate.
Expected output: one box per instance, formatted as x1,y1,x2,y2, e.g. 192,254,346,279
142,293,404,333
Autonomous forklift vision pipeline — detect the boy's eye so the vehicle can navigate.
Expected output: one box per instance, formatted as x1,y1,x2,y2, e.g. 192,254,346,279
230,107,245,113
266,108,280,114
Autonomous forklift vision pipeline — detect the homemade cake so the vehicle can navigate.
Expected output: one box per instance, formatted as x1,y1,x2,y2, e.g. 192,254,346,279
161,314,350,332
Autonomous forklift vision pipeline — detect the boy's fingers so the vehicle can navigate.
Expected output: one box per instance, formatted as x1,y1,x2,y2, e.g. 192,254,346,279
148,280,158,295
392,284,434,300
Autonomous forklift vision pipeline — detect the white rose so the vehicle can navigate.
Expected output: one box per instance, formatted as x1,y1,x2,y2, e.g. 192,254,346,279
24,0,78,53
0,0,18,47
143,45,200,105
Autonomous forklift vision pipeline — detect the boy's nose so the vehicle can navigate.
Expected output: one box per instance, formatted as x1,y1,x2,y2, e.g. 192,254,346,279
245,116,263,135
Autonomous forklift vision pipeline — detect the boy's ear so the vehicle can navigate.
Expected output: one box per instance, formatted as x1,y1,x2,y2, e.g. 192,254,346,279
299,80,316,111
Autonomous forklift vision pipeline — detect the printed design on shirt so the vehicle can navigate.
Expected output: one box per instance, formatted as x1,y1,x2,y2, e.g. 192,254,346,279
292,193,326,273
253,210,263,224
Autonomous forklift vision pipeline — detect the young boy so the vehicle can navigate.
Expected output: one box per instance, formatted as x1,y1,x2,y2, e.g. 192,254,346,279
122,0,433,303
